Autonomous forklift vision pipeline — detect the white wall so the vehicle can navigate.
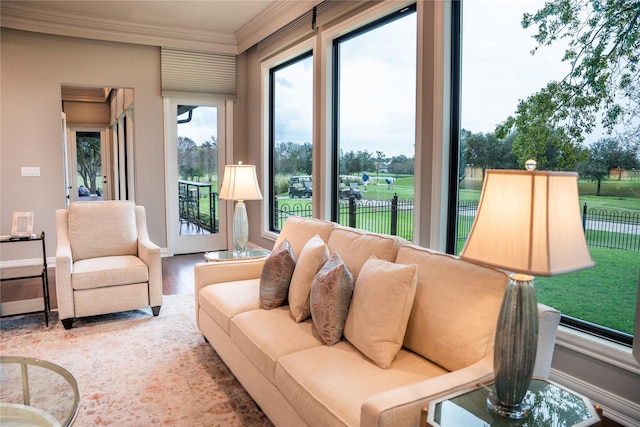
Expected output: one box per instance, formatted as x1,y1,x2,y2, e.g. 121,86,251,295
0,28,167,260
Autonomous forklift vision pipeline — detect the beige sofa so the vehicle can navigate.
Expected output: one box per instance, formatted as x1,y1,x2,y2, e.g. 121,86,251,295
55,201,163,329
194,216,561,427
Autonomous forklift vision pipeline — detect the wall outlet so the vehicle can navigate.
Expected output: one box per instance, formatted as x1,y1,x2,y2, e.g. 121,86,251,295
21,167,40,177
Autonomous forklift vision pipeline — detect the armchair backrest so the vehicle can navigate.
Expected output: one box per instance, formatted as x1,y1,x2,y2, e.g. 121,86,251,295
66,201,138,261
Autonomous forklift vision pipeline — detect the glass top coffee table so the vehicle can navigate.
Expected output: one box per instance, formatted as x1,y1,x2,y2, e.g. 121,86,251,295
0,356,80,427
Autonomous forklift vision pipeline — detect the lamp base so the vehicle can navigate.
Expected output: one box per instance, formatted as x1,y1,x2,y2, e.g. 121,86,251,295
487,391,532,419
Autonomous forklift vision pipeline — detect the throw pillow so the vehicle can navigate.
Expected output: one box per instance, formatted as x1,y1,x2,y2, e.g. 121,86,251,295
344,256,418,368
260,239,296,309
289,235,330,322
310,252,354,346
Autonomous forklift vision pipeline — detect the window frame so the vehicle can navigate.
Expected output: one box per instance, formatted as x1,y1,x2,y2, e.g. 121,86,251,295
330,4,418,222
267,50,314,233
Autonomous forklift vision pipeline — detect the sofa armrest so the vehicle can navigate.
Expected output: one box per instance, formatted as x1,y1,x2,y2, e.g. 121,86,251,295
194,259,266,295
361,357,494,427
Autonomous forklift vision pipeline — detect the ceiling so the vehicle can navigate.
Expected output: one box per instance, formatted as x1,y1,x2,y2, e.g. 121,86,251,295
0,1,316,54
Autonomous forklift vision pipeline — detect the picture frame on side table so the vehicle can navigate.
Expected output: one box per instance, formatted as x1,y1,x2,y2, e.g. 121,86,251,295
11,212,34,238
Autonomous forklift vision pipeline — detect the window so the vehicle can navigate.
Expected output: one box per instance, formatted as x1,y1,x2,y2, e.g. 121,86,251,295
332,5,417,240
454,1,638,346
269,52,314,232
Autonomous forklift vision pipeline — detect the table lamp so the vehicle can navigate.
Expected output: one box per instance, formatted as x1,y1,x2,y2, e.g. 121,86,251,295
218,161,263,255
460,160,595,419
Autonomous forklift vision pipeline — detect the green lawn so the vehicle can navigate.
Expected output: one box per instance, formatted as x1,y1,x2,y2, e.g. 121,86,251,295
535,247,638,335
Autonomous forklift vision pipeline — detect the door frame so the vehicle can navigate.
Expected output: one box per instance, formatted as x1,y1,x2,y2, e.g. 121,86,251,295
163,97,232,255
66,126,111,203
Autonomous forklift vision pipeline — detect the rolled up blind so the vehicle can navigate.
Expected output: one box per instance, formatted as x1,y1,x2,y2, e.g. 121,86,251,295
161,48,236,96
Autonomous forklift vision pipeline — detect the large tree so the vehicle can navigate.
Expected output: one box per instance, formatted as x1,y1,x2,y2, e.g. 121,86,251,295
496,0,640,169
577,137,640,195
76,133,101,193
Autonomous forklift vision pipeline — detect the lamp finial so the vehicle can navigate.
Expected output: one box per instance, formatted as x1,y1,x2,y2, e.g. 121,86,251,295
525,159,537,171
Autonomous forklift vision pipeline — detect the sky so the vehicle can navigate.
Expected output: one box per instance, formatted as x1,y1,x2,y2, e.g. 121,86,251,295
178,1,594,157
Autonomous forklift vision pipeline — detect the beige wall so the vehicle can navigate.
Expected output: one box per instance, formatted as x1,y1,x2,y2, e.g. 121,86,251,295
1,28,167,260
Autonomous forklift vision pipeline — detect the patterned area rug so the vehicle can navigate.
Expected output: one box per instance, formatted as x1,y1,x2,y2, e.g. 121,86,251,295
0,294,274,426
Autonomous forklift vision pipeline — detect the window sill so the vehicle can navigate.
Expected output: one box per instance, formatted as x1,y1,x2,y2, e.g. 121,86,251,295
555,325,639,374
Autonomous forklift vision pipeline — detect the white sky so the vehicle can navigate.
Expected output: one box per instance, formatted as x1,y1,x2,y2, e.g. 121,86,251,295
179,1,601,156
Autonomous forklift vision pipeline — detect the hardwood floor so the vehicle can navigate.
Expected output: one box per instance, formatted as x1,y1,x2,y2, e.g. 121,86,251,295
0,253,626,426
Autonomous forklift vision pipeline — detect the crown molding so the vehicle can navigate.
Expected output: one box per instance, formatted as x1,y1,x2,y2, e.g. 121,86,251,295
0,2,238,54
235,0,322,53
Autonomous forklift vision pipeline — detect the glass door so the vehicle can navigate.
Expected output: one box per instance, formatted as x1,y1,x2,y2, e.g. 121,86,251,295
67,127,110,203
165,98,228,254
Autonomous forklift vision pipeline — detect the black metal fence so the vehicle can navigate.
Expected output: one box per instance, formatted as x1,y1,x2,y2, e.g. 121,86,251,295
274,194,414,241
582,203,640,251
178,180,218,234
274,196,639,252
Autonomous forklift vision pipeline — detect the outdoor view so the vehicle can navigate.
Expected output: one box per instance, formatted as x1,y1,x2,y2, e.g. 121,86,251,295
458,1,639,341
270,6,417,236
176,105,219,236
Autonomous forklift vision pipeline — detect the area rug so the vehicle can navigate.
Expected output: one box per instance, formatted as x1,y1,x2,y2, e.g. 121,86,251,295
0,294,274,426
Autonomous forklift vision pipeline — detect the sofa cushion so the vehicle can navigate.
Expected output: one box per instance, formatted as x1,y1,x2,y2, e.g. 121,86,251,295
310,252,354,346
275,341,447,427
344,257,418,368
396,245,508,372
289,235,330,322
260,239,296,309
199,279,260,335
68,201,138,261
273,216,334,258
71,255,148,290
327,226,400,281
230,307,324,383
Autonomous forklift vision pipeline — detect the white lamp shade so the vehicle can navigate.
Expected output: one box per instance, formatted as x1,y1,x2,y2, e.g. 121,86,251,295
460,169,595,276
218,162,263,201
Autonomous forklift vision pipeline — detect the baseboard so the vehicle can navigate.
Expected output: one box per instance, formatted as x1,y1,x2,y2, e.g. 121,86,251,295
0,298,45,316
550,369,640,426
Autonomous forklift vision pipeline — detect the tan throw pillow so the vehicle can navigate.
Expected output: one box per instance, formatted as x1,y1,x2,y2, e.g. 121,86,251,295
344,256,418,368
310,252,354,346
289,235,330,322
260,239,296,309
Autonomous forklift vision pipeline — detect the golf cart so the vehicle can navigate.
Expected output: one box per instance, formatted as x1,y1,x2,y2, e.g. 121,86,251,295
338,176,362,200
288,175,312,198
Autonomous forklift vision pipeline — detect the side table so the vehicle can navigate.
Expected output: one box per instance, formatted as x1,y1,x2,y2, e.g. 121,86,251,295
204,248,271,262
0,232,50,326
424,378,600,427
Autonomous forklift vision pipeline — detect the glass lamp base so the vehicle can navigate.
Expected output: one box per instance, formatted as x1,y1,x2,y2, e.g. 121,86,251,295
487,391,532,419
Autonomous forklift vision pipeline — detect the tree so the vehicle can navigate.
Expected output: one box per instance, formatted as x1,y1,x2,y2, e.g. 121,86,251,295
577,137,640,195
496,0,640,167
388,155,414,176
76,133,101,193
462,130,519,170
200,137,218,182
177,136,197,180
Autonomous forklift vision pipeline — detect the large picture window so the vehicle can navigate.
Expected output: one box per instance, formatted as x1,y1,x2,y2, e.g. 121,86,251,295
268,52,314,231
332,5,417,240
455,1,639,346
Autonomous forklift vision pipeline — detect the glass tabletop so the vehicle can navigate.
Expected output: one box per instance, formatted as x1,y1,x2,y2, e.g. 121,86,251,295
0,356,79,427
432,379,599,427
205,249,271,261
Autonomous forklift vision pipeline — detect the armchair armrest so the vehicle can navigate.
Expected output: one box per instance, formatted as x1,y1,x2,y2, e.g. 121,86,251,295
361,357,494,427
138,237,162,307
55,209,75,320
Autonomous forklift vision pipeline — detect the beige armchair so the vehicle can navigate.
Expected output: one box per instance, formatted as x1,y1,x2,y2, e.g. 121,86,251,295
55,201,162,329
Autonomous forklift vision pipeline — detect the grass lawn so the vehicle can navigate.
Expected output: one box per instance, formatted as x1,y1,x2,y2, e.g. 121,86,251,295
535,247,638,335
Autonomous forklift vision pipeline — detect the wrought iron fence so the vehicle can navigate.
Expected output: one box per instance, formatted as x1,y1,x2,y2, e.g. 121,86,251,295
273,196,639,251
273,194,414,241
178,180,218,234
582,204,640,251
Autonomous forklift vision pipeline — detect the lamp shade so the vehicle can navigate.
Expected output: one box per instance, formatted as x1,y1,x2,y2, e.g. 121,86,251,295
460,169,594,276
218,162,263,201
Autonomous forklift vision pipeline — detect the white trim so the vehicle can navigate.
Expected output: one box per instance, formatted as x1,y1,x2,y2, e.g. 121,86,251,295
0,298,46,317
556,326,640,374
550,368,640,427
